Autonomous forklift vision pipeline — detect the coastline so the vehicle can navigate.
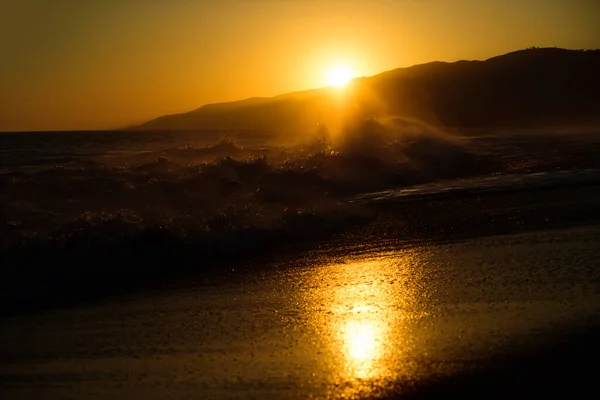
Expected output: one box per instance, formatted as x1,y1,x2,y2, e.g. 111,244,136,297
1,213,598,399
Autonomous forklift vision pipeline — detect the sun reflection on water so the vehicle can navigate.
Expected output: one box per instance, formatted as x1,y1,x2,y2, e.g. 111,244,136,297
342,319,381,379
300,251,426,396
332,264,396,382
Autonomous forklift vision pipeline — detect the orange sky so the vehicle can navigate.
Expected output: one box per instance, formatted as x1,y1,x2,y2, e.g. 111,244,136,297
1,0,599,131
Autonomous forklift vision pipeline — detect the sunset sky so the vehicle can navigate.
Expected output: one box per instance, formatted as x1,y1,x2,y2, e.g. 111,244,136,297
1,0,599,131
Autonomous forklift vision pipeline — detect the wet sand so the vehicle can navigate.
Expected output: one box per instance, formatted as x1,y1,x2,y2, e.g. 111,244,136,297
1,197,599,399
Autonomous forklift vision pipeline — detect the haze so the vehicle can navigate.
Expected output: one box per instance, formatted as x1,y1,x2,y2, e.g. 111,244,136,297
1,0,599,132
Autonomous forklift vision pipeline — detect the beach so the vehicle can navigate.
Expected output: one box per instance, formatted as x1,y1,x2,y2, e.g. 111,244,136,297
2,180,600,398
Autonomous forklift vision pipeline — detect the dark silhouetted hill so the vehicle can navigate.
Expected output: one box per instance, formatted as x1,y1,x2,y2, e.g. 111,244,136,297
131,48,600,133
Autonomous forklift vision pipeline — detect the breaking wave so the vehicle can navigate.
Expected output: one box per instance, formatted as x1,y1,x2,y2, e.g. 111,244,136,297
2,122,599,307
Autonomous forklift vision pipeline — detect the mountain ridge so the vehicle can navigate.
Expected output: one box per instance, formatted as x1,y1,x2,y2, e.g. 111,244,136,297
130,48,600,133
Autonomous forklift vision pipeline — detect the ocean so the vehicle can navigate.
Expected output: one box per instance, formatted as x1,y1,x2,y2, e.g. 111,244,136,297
2,125,600,307
0,130,271,172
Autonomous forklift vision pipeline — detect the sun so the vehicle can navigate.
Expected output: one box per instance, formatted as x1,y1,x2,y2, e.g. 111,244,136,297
326,65,354,87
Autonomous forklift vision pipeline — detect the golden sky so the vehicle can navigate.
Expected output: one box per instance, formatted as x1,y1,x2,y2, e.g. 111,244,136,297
1,0,599,131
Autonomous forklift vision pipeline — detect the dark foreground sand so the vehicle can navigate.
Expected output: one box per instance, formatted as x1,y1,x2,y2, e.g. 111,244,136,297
1,183,600,399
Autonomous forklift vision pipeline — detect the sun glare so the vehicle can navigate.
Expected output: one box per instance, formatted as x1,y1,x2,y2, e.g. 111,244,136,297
326,65,354,87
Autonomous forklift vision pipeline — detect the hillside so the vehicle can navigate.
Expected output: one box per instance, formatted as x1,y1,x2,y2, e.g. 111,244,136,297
131,48,600,133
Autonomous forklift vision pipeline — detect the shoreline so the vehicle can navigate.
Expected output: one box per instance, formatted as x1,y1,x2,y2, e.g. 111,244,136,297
2,181,600,318
1,220,598,399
